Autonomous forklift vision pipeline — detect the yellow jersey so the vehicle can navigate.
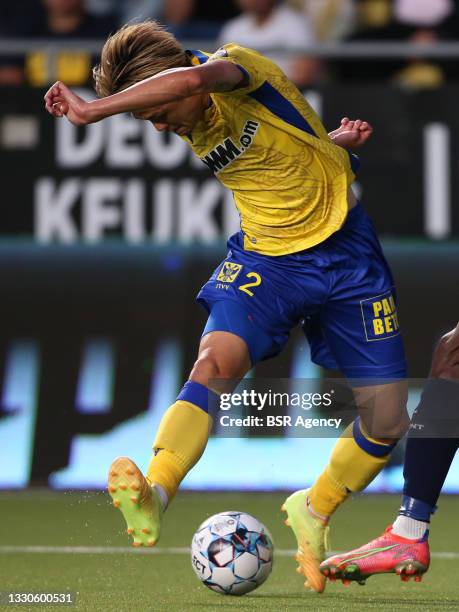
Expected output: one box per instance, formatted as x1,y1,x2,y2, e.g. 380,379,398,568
184,45,358,256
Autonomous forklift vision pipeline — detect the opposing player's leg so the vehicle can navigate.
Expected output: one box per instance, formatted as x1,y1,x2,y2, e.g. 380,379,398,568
283,203,409,591
109,326,252,547
392,325,459,539
321,323,459,584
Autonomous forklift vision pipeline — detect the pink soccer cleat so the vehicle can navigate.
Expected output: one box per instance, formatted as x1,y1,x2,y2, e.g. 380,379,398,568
320,526,430,586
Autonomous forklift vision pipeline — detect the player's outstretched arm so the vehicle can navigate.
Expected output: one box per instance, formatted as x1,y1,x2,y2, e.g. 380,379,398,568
329,118,373,150
43,60,246,126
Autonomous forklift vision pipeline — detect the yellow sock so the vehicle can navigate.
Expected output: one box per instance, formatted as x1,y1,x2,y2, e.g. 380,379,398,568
309,417,397,518
146,397,212,502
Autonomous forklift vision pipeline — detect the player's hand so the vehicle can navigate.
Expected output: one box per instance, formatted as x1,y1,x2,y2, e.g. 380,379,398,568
430,322,459,379
329,118,374,150
44,81,91,126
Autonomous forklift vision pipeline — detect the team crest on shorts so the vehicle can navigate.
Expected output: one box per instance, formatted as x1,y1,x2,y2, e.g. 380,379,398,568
217,262,243,283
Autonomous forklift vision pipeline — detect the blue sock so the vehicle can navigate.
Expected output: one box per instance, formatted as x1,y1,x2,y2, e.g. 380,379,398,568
400,379,459,520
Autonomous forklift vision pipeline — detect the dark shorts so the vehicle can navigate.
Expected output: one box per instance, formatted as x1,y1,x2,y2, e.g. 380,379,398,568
197,203,407,380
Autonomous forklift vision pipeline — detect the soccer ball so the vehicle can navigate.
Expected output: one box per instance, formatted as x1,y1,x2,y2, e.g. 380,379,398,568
191,511,274,595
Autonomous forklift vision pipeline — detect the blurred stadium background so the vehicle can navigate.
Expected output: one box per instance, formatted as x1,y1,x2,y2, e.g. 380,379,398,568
1,0,459,495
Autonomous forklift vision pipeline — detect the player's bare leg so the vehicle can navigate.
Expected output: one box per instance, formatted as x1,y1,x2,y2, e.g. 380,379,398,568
109,331,251,547
187,331,251,393
284,380,408,592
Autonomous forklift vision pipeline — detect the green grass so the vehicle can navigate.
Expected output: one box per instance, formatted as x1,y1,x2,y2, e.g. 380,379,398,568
0,492,458,611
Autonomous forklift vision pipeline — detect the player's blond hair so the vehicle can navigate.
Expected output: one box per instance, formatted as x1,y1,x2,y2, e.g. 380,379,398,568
93,21,191,97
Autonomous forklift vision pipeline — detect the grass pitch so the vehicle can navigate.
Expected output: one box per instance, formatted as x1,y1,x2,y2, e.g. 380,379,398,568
0,491,458,611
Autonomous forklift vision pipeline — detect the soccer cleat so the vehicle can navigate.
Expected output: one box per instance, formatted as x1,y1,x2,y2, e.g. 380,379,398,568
108,456,163,548
282,489,330,593
320,525,430,585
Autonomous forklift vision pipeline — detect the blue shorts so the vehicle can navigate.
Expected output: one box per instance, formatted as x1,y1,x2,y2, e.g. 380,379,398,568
197,203,407,380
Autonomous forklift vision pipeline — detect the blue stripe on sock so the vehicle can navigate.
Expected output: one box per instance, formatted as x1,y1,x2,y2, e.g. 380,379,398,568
249,81,317,137
177,380,219,414
352,417,397,458
399,495,436,522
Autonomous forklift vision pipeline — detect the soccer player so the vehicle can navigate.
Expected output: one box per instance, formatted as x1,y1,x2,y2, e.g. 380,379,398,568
321,323,459,585
44,21,409,593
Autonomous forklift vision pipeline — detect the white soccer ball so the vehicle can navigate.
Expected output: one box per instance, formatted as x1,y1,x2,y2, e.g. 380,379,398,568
191,511,274,595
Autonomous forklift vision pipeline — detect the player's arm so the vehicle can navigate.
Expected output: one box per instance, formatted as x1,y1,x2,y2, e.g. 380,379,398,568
329,118,373,150
44,60,247,126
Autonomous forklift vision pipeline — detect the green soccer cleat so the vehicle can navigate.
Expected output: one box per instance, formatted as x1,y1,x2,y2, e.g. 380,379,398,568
108,456,163,547
282,488,330,593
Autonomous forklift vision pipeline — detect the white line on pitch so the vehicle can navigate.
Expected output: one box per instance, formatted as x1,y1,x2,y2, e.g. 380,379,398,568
0,546,457,560
0,546,191,555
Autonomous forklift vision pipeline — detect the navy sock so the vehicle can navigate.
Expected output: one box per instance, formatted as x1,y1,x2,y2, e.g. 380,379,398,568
400,378,459,520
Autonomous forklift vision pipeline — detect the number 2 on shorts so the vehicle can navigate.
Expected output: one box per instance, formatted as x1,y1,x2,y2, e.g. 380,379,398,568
238,272,262,297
